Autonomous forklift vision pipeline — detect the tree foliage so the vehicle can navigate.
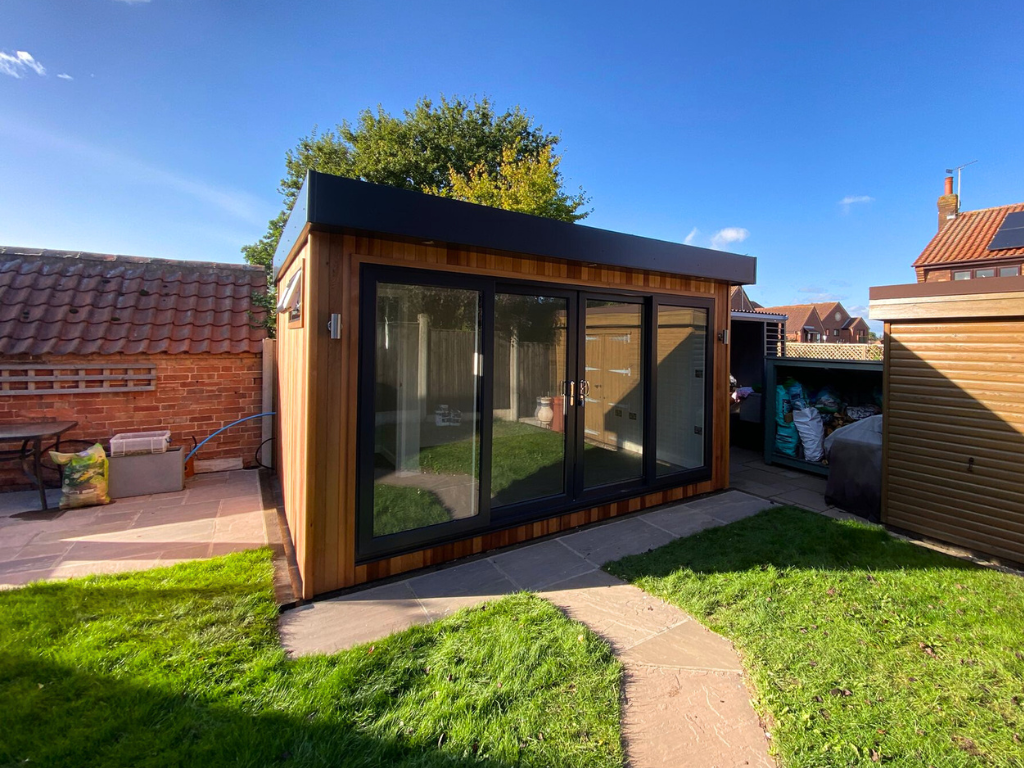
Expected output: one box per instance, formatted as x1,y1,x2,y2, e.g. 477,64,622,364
242,96,589,334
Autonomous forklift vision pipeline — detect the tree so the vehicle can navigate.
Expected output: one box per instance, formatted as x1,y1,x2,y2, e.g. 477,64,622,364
243,96,589,333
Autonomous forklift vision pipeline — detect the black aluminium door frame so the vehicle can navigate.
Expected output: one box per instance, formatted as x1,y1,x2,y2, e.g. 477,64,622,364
355,262,717,563
488,282,579,524
356,264,495,560
650,294,716,489
574,291,650,503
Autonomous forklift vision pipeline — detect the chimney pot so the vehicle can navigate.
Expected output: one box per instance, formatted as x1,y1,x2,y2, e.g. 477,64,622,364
944,176,954,195
937,177,960,232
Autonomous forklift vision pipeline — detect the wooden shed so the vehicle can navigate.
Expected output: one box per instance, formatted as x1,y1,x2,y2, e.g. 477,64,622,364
274,171,756,598
870,277,1024,564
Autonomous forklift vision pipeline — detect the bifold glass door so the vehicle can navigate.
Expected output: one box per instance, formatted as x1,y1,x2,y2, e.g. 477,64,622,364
358,266,713,559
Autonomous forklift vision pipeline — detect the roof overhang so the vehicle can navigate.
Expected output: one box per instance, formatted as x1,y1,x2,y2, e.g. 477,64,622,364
732,310,786,322
274,171,757,285
871,275,1024,321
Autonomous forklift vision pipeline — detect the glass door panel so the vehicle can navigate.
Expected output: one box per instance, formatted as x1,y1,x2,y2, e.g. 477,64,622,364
370,282,482,537
655,306,708,475
581,299,644,490
491,293,570,508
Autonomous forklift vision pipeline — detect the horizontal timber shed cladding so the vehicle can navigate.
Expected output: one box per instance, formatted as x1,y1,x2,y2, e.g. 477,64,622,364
870,276,1024,564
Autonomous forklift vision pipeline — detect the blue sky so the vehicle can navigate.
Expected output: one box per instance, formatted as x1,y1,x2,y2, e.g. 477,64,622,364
3,1,1024,329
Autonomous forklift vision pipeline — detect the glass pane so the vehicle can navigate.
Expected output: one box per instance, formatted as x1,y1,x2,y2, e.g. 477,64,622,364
976,268,996,278
656,306,708,475
492,294,568,506
999,266,1019,277
371,283,481,537
953,271,971,280
582,300,644,489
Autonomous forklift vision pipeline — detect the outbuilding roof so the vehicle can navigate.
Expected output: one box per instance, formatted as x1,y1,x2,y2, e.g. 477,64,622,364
275,171,757,285
913,202,1024,268
0,246,268,356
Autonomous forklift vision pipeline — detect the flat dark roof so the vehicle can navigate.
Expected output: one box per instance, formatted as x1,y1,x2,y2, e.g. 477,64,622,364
870,274,1024,301
275,171,756,285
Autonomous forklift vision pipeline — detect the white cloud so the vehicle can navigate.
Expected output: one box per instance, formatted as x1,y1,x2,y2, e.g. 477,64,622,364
0,50,46,79
684,227,699,245
114,0,152,4
838,195,874,212
57,73,73,81
710,227,749,251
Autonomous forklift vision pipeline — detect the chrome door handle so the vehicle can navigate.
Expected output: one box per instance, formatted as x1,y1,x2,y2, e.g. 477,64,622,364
578,379,590,404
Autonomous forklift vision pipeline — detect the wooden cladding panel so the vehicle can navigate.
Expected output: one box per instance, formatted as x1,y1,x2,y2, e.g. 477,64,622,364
883,318,1024,563
274,244,311,596
303,231,731,595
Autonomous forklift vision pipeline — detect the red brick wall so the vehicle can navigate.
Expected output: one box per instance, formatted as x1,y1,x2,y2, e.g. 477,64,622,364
0,352,263,490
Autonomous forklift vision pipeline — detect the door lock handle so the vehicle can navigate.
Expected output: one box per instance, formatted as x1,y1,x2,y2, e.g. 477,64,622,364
567,380,575,407
578,379,590,403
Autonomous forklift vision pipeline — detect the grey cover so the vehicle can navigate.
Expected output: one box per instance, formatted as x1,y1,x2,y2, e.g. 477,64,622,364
824,416,883,521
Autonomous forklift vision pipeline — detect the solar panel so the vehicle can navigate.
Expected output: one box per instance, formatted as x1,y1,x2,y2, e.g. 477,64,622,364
989,210,1024,250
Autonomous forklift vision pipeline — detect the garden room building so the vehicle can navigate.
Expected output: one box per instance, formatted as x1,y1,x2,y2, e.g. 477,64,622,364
274,171,756,598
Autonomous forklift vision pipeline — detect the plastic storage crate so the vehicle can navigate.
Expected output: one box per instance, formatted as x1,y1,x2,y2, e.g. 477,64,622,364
110,430,172,457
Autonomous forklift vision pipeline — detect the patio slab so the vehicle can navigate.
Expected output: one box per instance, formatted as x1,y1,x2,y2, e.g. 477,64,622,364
559,516,677,566
0,469,268,588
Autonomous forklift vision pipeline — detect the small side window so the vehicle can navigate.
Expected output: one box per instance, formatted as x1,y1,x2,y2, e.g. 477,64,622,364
999,266,1019,277
976,268,996,278
953,270,971,280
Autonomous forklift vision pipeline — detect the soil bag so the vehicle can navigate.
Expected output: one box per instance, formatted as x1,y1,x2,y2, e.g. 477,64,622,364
792,407,825,462
48,443,112,509
774,385,799,457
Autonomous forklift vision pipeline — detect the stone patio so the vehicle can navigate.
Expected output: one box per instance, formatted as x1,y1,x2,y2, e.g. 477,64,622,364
0,469,268,588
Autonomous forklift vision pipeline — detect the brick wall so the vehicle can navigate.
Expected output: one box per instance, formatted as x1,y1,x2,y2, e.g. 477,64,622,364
0,352,263,490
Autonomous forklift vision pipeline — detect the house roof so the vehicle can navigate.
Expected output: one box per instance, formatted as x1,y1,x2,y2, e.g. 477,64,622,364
756,304,824,332
275,171,757,285
913,202,1024,268
730,286,758,312
0,246,268,356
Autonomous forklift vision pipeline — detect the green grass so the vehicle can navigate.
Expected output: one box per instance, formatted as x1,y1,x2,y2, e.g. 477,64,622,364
607,506,1024,767
0,550,623,767
373,484,452,536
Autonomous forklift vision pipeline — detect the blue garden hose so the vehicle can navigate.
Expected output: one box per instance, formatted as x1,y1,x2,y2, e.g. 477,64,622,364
185,412,276,463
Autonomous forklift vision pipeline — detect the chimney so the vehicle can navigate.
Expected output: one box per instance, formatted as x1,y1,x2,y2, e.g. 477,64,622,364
937,175,959,232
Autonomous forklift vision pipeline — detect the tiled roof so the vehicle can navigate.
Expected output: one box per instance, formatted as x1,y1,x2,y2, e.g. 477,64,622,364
756,304,824,332
0,246,268,356
913,202,1024,268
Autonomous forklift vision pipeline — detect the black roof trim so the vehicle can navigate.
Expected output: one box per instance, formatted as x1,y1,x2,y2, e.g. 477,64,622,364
274,171,756,285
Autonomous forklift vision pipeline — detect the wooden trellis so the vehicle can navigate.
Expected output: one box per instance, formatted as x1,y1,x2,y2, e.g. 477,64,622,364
0,364,157,395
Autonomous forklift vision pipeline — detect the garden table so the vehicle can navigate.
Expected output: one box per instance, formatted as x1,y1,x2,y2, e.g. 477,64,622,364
0,421,79,511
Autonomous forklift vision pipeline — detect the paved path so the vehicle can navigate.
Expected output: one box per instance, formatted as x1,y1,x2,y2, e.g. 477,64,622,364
0,469,268,588
281,490,777,768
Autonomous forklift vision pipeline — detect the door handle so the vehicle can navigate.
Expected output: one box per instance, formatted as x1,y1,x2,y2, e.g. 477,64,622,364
567,380,575,407
578,379,590,405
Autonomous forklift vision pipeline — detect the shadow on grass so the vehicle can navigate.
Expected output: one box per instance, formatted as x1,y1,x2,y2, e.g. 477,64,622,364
609,505,976,580
2,654,515,767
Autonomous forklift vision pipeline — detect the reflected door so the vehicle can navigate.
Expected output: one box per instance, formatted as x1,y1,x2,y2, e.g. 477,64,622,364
490,290,574,514
580,297,645,491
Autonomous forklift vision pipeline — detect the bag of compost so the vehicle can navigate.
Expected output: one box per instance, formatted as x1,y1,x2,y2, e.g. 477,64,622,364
48,443,112,509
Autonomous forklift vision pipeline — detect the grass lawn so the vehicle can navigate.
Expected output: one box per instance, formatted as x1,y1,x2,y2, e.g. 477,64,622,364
0,549,623,767
607,506,1024,767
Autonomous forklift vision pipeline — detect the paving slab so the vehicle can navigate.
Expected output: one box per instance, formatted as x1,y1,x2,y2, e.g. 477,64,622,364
489,538,594,589
640,505,718,538
558,517,676,566
280,580,430,655
0,469,267,588
770,487,832,513
410,558,518,620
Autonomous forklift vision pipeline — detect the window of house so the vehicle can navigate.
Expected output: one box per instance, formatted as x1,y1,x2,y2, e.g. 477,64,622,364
953,270,971,280
976,268,996,278
999,266,1019,277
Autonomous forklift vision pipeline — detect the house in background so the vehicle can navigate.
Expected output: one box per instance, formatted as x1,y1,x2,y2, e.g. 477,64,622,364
0,247,268,488
729,285,761,312
757,300,870,343
913,176,1024,283
755,303,825,342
